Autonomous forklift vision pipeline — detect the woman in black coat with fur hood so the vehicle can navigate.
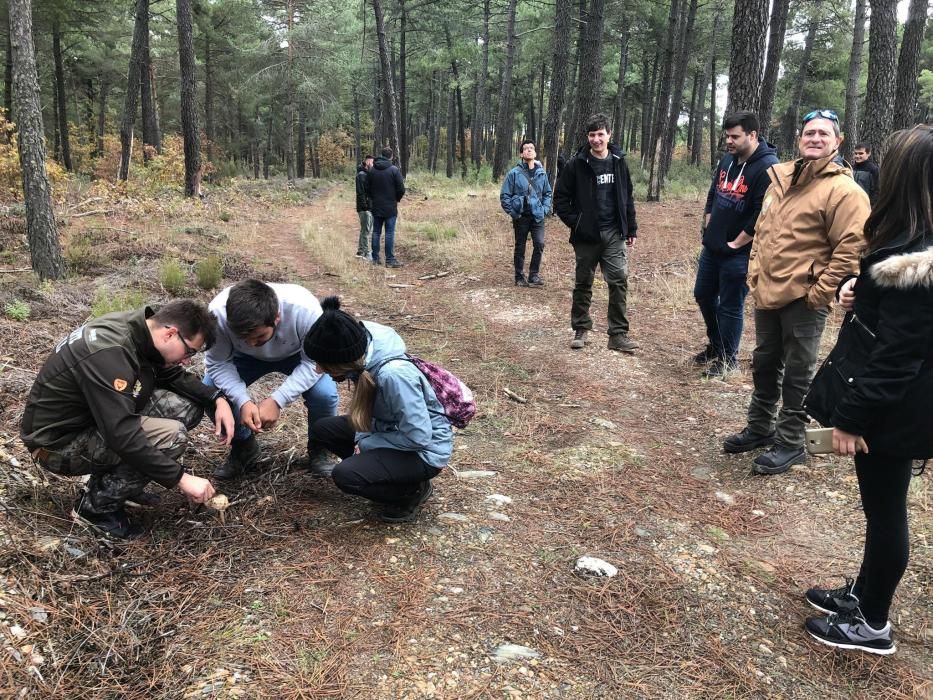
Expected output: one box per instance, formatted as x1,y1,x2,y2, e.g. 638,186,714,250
803,124,933,655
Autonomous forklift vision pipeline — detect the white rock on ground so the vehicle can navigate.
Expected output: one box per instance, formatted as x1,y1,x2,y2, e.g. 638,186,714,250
490,644,541,662
573,556,618,578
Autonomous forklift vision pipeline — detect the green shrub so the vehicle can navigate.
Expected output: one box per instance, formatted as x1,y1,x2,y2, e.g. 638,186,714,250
411,221,458,241
218,210,232,222
160,259,187,295
195,255,224,290
4,300,30,321
90,288,147,317
64,241,106,272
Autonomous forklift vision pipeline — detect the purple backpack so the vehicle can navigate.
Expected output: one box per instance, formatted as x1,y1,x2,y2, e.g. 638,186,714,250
375,354,476,429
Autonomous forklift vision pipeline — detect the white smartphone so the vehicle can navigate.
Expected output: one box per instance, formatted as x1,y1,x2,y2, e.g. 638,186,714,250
805,427,835,455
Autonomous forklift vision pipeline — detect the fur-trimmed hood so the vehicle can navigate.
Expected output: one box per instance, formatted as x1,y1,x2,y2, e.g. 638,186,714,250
871,246,933,289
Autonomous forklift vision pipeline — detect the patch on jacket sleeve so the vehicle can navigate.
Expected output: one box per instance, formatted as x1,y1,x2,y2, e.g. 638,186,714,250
113,378,128,391
870,248,933,289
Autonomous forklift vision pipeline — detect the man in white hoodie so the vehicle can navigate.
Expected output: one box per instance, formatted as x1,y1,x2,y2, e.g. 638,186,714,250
205,280,338,479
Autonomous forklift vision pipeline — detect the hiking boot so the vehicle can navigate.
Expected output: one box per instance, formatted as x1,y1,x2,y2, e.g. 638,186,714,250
693,344,717,365
380,481,434,523
806,577,859,615
72,495,144,540
386,259,404,268
306,449,339,478
805,608,895,655
753,444,806,475
125,489,162,509
372,257,383,266
570,330,588,350
528,273,544,287
515,273,529,287
723,427,775,454
702,357,738,379
214,436,260,480
607,334,639,353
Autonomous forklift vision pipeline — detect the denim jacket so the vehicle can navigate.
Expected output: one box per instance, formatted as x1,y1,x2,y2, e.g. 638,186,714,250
500,161,553,223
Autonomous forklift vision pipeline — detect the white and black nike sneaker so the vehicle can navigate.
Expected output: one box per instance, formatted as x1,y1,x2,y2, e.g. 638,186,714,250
805,608,896,655
805,577,859,614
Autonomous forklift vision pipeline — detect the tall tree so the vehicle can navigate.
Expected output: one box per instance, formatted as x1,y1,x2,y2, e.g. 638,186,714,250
399,0,408,174
726,0,768,112
10,0,64,279
661,0,698,178
542,0,571,186
646,0,681,201
758,0,790,138
780,0,823,158
611,25,630,142
444,24,467,178
471,0,490,170
372,0,399,156
492,0,518,180
140,0,161,159
51,22,72,170
119,0,147,181
860,0,897,160
567,0,607,147
177,0,201,196
892,0,929,130
841,0,867,162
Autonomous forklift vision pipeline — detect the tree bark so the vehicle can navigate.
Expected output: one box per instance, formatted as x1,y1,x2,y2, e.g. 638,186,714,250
284,0,296,182
726,0,768,112
841,0,867,162
537,64,545,144
661,0,698,178
399,0,408,174
471,0,490,170
96,78,109,158
372,0,399,156
542,0,571,185
860,0,897,160
140,1,161,159
492,0,519,180
10,0,64,279
647,0,681,201
427,73,437,173
612,27,630,141
567,0,606,148
709,33,718,169
119,0,147,181
892,0,928,130
780,0,822,158
446,84,454,178
176,0,201,196
203,33,214,167
4,27,11,121
691,60,709,165
758,0,790,138
443,25,467,178
51,23,72,170
297,101,306,178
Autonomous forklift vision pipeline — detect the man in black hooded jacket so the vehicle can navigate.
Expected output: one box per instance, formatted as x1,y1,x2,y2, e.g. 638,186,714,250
554,113,639,353
366,146,406,267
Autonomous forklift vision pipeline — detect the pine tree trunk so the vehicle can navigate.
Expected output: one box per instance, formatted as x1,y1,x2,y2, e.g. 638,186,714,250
443,25,468,178
427,73,437,172
709,40,718,169
691,61,709,165
542,0,571,185
10,0,63,279
661,0,698,178
353,91,362,163
686,70,698,152
757,0,789,139
140,1,161,159
51,23,72,170
841,0,867,162
119,0,147,181
471,0,490,170
612,27,630,140
892,0,928,130
726,0,768,112
4,28,11,121
537,64,545,143
297,102,306,178
647,0,681,201
399,0,408,175
372,0,399,157
446,85,455,178
492,0,519,180
95,78,108,158
780,0,822,158
567,0,606,148
860,0,897,160
203,33,214,168
176,0,201,197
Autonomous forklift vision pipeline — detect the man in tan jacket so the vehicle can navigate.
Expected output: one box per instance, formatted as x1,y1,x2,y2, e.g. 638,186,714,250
723,109,870,475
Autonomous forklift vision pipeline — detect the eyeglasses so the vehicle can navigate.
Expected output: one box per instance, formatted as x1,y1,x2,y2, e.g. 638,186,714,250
175,330,200,357
802,109,839,125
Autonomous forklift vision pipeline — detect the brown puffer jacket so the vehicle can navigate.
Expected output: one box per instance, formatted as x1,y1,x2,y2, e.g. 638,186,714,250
747,153,869,311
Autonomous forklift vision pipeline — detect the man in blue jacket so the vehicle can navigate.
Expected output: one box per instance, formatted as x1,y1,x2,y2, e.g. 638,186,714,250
366,146,406,268
554,113,639,353
693,111,778,377
500,139,553,286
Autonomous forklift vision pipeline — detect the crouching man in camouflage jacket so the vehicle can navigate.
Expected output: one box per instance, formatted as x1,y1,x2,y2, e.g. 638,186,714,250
20,301,235,539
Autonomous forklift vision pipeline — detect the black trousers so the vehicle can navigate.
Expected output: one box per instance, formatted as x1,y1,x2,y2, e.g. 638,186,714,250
853,451,913,625
310,415,440,504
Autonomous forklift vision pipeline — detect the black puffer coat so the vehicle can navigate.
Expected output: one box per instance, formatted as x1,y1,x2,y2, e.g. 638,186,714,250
805,231,933,458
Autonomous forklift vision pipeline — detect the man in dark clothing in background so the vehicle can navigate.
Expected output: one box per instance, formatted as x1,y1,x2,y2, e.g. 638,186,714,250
355,155,374,260
366,146,406,268
693,111,779,378
21,301,235,538
554,113,639,353
852,143,879,204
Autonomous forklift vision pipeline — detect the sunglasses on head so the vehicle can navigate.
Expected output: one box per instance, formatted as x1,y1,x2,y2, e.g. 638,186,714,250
802,109,839,125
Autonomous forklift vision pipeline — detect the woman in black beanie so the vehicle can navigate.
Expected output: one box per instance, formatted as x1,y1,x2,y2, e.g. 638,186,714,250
303,297,453,522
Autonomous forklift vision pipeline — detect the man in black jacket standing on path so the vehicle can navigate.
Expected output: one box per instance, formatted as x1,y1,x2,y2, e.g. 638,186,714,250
366,147,406,267
355,155,374,259
554,113,639,353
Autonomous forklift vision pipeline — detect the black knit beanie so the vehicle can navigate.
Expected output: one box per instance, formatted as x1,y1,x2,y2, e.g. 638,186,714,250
303,296,369,365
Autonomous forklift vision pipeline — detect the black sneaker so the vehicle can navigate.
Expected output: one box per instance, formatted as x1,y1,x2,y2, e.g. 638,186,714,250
702,357,738,379
515,274,529,287
806,577,859,615
722,427,775,454
805,608,896,655
380,481,434,523
753,444,806,475
386,259,404,268
214,436,261,480
570,330,588,350
72,496,144,540
528,273,544,287
693,345,717,365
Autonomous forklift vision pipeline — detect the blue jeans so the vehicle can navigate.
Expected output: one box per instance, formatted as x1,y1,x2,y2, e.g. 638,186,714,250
693,248,749,362
372,215,398,263
204,354,338,445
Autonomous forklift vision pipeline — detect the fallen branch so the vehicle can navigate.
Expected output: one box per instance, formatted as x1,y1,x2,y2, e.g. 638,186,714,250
503,387,527,404
0,268,31,274
418,271,450,281
387,283,414,289
405,325,443,333
71,209,114,219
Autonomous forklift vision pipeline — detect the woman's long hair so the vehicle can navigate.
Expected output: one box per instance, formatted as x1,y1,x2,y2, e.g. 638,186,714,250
864,125,933,254
319,359,376,432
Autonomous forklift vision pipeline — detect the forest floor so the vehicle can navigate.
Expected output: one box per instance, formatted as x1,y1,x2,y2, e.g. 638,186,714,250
0,175,930,699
